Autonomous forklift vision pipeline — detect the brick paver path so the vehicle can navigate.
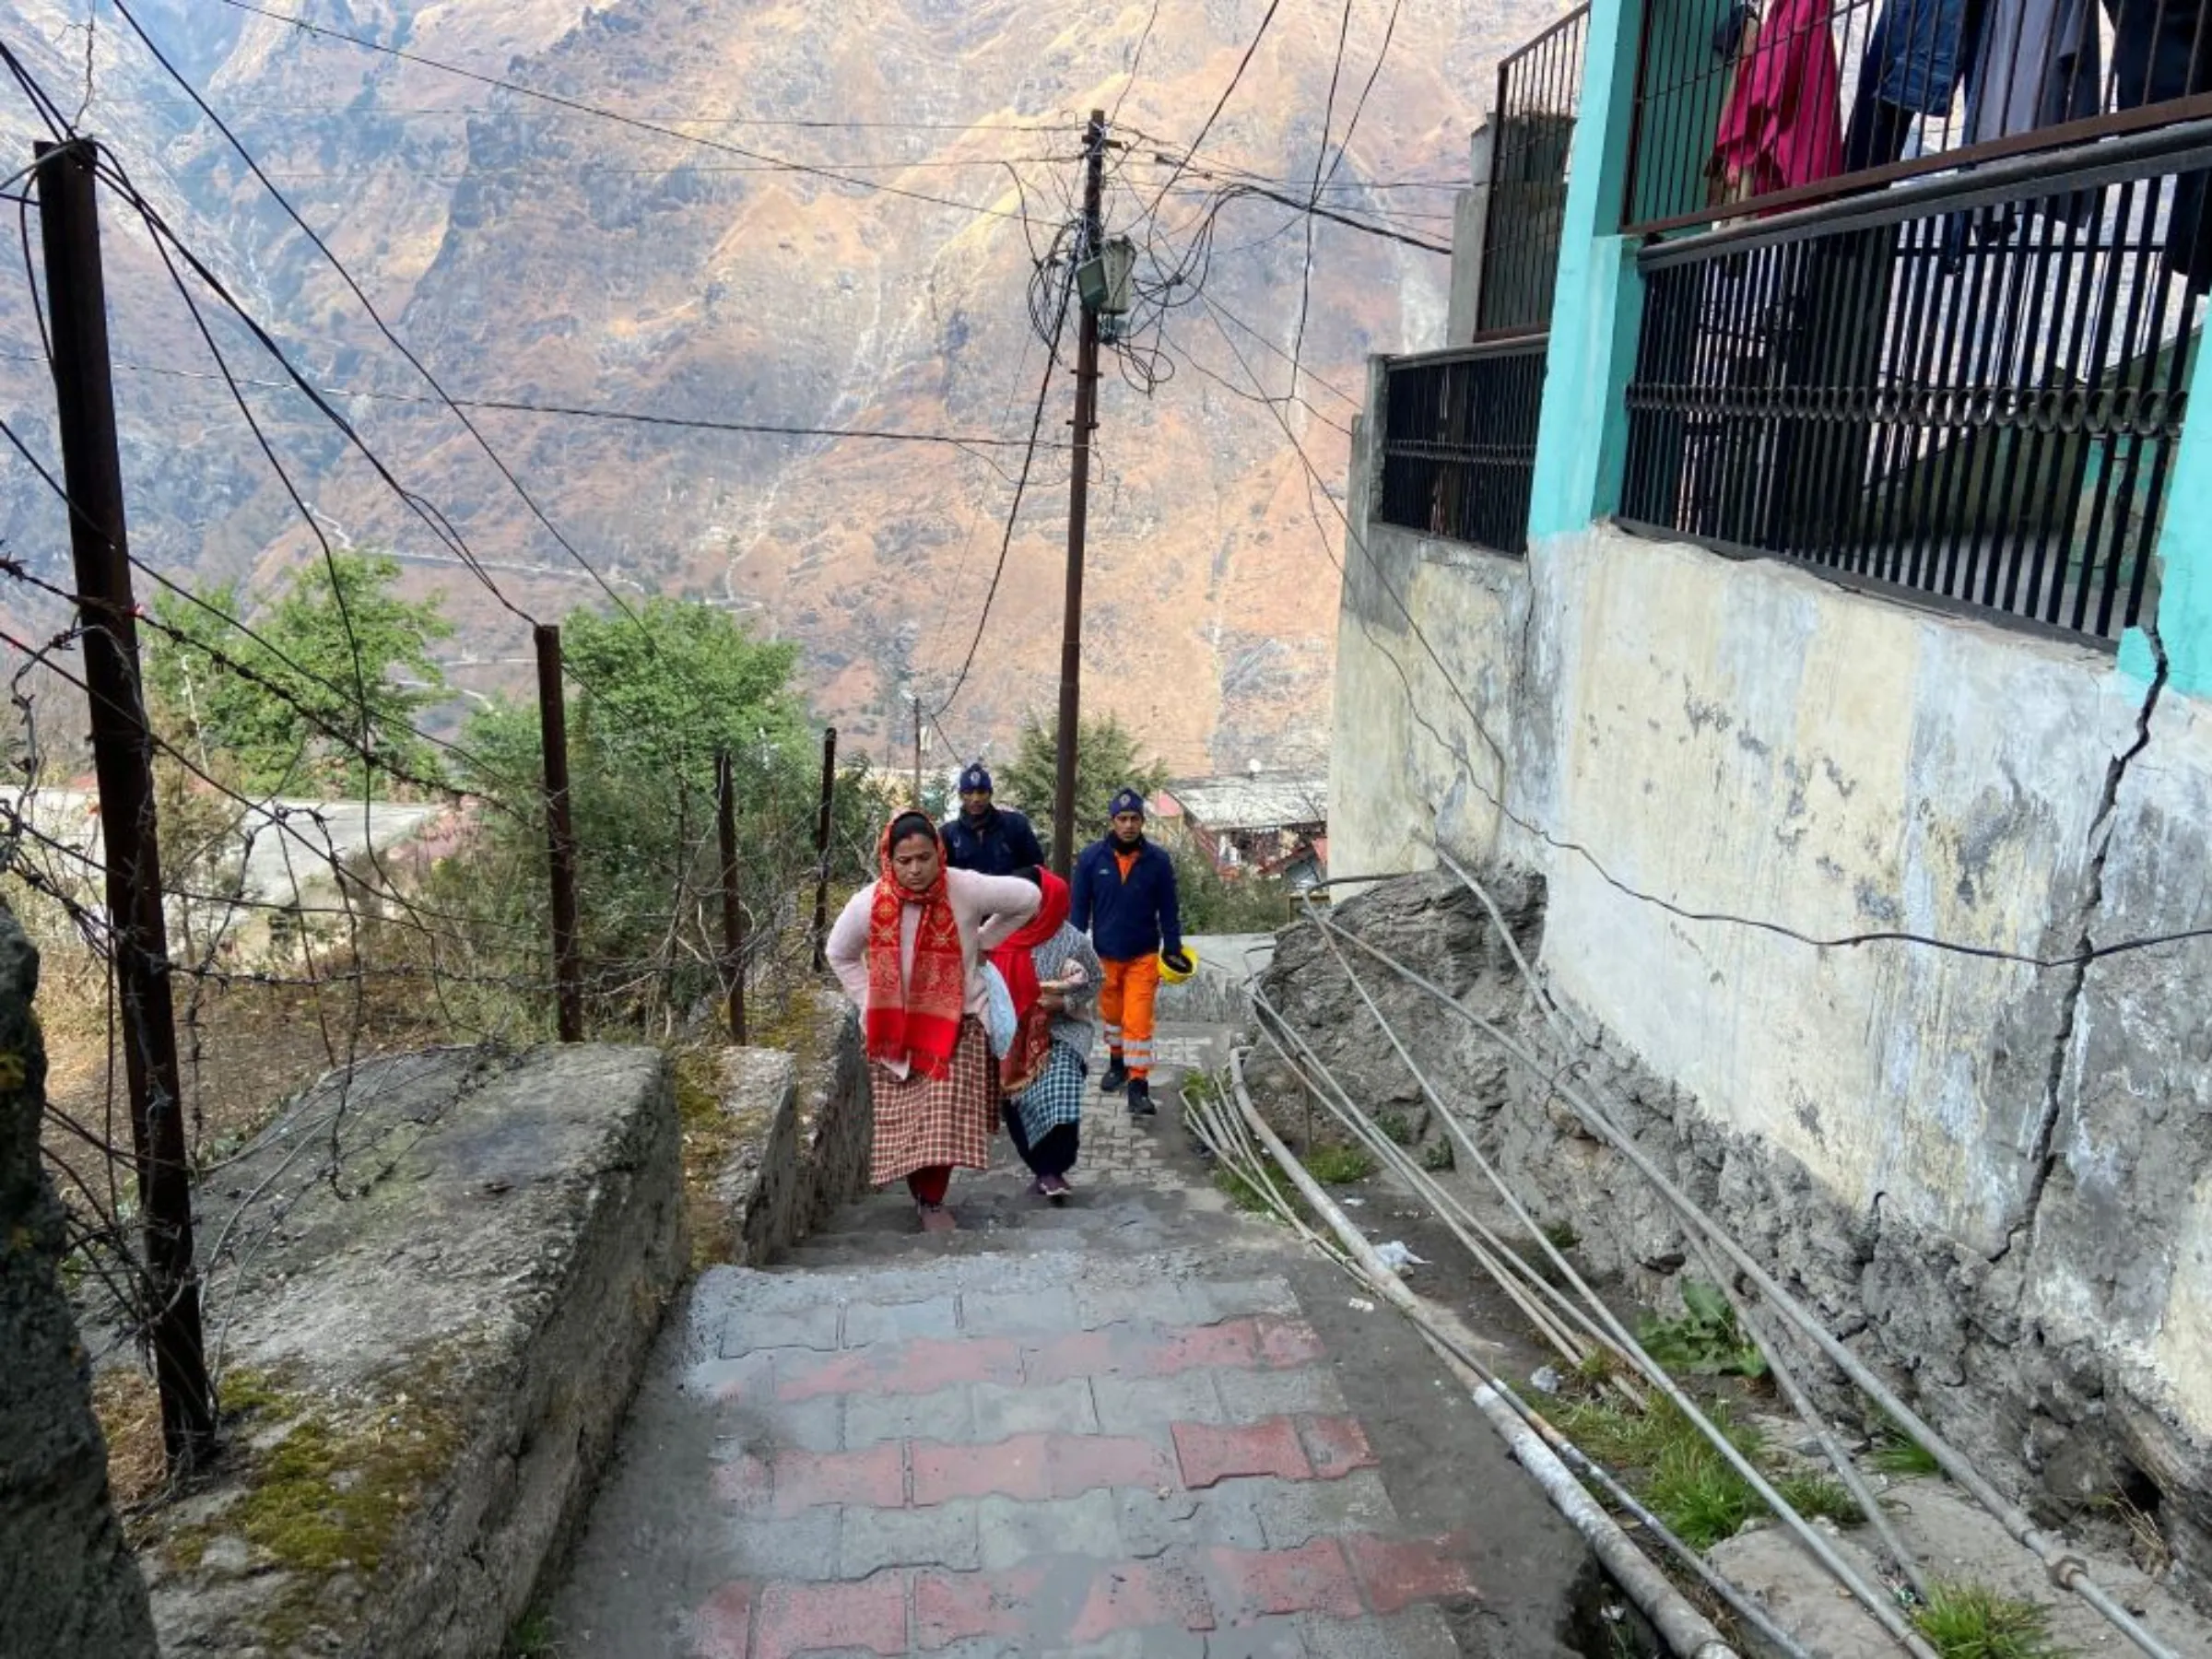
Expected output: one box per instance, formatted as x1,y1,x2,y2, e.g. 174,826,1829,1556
547,1025,1547,1658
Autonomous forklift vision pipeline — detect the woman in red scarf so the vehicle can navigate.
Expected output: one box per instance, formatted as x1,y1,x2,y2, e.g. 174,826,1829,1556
990,867,1102,1201
826,812,1040,1230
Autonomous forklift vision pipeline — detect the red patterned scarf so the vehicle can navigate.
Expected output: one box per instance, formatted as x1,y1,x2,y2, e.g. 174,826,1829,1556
865,822,967,1078
990,872,1072,1094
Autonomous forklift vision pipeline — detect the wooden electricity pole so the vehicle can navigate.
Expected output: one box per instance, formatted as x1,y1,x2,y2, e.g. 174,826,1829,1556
1050,108,1107,878
36,137,214,1466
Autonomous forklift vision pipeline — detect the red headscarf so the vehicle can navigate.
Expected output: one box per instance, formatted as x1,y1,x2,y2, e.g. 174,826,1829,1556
865,818,967,1078
990,871,1072,1094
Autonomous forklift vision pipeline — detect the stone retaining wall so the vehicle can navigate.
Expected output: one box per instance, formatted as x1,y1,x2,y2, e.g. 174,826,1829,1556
0,899,158,1659
147,1041,686,1657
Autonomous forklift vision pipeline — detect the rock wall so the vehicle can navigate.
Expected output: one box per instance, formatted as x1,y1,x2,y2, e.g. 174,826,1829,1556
719,1006,876,1265
1323,503,2212,1605
147,1042,686,1657
0,898,159,1659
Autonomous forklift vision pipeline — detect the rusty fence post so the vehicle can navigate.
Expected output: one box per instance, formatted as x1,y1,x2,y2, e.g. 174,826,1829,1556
716,747,747,1043
810,725,837,971
37,136,214,1466
534,624,584,1041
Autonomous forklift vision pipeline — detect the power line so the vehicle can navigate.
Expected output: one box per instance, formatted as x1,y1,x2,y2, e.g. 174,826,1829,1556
206,102,1073,132
929,264,1074,721
208,0,1063,227
0,350,1075,453
1140,0,1284,218
112,0,662,640
249,153,1079,182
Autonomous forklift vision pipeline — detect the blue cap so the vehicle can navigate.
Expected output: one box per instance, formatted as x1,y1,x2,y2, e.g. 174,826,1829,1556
1108,786,1146,818
959,763,993,794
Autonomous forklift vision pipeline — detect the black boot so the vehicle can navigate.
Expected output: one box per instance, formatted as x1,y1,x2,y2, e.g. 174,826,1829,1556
1127,1077,1156,1116
1100,1056,1129,1095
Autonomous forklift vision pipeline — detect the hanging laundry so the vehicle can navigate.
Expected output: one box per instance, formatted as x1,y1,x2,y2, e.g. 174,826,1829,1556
1964,0,2102,144
2106,0,2212,288
1843,0,1986,167
1710,0,1847,208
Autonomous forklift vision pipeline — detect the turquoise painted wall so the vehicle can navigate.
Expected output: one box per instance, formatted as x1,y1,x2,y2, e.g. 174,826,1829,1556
1528,0,1648,538
2121,327,2212,692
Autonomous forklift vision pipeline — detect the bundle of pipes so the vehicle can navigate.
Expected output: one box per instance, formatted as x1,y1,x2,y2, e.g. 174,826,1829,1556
1181,843,2182,1659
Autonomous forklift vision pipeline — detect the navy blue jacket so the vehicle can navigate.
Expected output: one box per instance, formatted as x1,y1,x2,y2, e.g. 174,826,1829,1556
940,806,1044,878
1070,835,1183,962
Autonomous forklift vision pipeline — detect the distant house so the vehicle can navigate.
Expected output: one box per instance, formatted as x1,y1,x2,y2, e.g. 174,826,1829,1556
1156,770,1327,888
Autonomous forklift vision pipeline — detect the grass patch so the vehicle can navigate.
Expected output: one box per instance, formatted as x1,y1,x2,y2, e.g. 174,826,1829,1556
92,1366,168,1510
1869,1410,1944,1477
1373,1111,1416,1146
1553,1395,1856,1548
1418,1139,1455,1172
1639,1281,1767,1381
1912,1581,2065,1658
507,1608,561,1657
1303,1142,1375,1184
1541,1219,1580,1252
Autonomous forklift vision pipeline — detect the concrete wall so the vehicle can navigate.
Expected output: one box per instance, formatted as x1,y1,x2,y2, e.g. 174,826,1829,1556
1444,124,1493,347
1328,507,2212,1579
0,900,159,1659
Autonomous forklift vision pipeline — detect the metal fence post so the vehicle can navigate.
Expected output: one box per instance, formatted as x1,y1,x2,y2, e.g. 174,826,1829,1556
36,137,214,1466
534,625,584,1041
715,747,747,1043
810,725,837,971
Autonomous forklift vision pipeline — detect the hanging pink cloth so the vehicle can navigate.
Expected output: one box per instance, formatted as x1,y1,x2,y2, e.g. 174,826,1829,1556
1710,0,1845,207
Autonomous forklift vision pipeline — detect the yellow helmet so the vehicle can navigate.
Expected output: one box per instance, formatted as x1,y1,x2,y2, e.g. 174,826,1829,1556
1158,946,1198,984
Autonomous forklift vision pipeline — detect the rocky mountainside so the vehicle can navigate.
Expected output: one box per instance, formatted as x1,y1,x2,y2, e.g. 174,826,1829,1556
0,0,1549,774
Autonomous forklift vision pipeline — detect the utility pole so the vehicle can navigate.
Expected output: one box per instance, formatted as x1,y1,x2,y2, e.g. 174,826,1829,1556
1051,109,1108,878
911,692,924,806
36,138,214,1466
534,625,584,1041
810,725,837,971
714,747,747,1043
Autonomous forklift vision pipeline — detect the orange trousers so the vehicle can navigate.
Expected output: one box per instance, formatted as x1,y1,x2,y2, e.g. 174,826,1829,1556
1100,955,1161,1077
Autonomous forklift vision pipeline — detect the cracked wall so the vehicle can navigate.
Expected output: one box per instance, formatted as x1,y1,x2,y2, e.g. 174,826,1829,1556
1327,512,2212,1594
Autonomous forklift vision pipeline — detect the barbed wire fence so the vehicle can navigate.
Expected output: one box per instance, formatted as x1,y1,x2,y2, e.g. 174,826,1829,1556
0,129,889,1489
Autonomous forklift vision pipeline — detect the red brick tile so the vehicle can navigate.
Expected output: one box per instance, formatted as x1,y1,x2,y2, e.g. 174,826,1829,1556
1152,1320,1263,1374
752,1576,908,1659
776,1335,1020,1401
1068,1559,1218,1642
1171,1418,1313,1488
911,1433,1051,1504
910,1431,1174,1504
1207,1539,1364,1622
1345,1534,1477,1614
712,1453,772,1510
691,1582,753,1659
1299,1414,1380,1479
771,1443,905,1514
912,1566,1043,1649
1253,1315,1327,1368
1046,1432,1177,1497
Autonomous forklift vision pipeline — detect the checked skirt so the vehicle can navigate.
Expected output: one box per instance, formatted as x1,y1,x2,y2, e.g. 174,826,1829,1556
867,1016,995,1186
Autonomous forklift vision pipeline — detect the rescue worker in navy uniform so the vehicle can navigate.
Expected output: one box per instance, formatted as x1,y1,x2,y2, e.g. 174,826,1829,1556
939,762,1045,878
1069,787,1189,1117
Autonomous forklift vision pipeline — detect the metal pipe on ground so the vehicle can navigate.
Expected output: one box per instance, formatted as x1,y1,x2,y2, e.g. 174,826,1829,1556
1184,1070,1810,1658
1347,848,2183,1659
1248,977,1936,1659
1218,1051,1744,1659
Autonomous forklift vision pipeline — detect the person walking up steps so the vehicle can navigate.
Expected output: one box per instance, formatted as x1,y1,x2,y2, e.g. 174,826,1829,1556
991,865,1103,1200
1069,787,1186,1117
940,762,1044,877
826,812,1040,1231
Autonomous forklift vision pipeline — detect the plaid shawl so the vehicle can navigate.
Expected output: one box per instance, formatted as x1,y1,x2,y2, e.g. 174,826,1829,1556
864,821,966,1079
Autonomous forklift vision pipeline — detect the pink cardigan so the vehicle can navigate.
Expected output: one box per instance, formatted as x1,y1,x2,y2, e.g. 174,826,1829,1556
825,869,1041,1072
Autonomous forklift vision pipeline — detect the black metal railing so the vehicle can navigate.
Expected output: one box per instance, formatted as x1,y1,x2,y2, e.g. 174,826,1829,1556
1480,6,1592,335
1620,139,2205,641
1376,341,1549,555
1623,0,2212,235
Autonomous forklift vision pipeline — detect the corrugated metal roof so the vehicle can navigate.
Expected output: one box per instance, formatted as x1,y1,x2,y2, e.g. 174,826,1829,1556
1163,771,1329,832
